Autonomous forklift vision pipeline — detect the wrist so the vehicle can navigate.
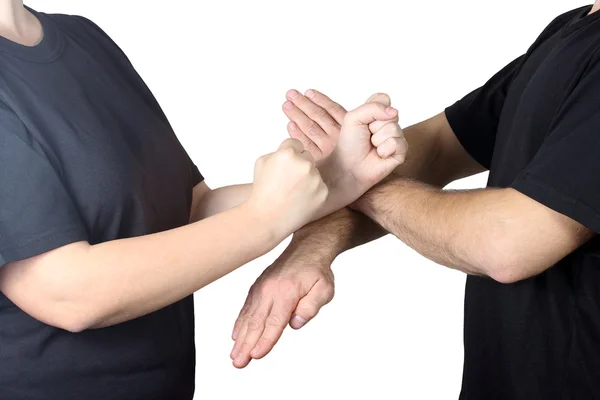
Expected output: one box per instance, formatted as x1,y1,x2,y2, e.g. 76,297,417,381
237,201,285,250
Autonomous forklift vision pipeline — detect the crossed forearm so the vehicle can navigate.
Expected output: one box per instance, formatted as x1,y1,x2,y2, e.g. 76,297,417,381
288,113,469,263
353,179,493,275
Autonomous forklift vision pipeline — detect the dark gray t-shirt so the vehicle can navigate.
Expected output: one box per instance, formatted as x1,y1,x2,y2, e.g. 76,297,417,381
0,8,202,400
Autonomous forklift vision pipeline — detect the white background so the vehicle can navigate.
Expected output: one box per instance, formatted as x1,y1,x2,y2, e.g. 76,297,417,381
27,1,587,399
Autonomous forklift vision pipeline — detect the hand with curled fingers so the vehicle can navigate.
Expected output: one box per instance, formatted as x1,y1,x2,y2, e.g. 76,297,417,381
248,138,329,240
284,89,408,206
325,94,408,203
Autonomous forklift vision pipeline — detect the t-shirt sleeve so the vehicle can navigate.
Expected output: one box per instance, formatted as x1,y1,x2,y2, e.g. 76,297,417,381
190,159,204,186
0,108,88,267
511,52,600,233
445,55,525,169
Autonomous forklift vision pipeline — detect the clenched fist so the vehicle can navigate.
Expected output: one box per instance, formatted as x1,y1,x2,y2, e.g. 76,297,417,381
247,138,329,240
317,94,407,213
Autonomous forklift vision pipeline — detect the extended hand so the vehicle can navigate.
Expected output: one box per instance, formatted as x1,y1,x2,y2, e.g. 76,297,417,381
230,244,335,369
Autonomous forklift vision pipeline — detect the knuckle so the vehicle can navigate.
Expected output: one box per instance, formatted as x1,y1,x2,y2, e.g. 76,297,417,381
322,285,335,303
255,156,266,167
328,103,345,117
278,147,295,159
305,121,322,137
265,314,282,328
313,106,330,122
247,316,263,331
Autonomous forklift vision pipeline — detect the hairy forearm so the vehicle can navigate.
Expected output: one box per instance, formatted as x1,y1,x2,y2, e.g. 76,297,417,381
353,178,591,282
290,113,464,260
0,203,279,331
354,179,491,274
289,207,387,263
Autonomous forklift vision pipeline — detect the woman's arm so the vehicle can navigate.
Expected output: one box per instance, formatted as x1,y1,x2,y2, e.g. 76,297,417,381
0,203,276,332
189,182,252,223
0,139,328,333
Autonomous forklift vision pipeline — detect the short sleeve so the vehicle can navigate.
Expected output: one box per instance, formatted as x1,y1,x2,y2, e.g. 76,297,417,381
511,52,600,233
445,55,525,169
190,161,204,186
0,108,88,267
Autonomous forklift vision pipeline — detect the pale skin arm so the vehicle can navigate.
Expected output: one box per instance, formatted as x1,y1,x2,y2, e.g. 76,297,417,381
0,137,332,333
189,183,252,223
0,203,277,333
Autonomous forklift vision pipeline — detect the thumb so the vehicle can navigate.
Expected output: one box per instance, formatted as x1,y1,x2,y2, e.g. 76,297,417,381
289,280,334,330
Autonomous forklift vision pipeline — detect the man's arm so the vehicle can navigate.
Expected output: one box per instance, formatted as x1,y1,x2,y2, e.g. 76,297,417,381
353,179,594,283
287,106,486,263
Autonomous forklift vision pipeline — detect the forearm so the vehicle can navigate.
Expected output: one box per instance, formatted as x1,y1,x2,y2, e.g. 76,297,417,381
289,207,387,264
190,183,252,222
352,178,591,282
290,113,464,260
353,179,491,274
1,203,278,331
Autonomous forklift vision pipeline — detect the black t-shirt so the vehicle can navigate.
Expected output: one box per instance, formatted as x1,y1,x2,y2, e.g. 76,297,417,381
446,6,600,400
0,8,202,400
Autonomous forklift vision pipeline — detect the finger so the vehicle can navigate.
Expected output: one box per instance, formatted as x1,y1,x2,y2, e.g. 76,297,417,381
278,137,305,153
365,93,395,132
250,298,297,360
304,89,347,125
377,136,409,162
365,92,391,106
283,100,331,153
232,295,253,341
231,319,249,360
371,121,404,148
232,302,273,369
345,102,398,126
289,280,334,330
287,121,323,158
287,89,340,134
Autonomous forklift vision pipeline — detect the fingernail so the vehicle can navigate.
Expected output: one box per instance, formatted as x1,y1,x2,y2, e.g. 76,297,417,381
232,329,238,341
283,101,294,110
288,121,297,131
287,89,299,100
235,355,244,365
305,89,315,98
230,349,237,360
386,106,398,116
250,346,259,357
292,315,307,328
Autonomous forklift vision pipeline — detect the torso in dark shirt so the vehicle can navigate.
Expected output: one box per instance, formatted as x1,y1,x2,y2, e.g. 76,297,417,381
447,6,600,399
0,8,201,400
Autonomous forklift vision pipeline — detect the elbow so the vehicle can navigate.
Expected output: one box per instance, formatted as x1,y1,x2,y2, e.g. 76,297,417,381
486,260,525,285
54,312,95,334
40,282,104,333
475,239,530,285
